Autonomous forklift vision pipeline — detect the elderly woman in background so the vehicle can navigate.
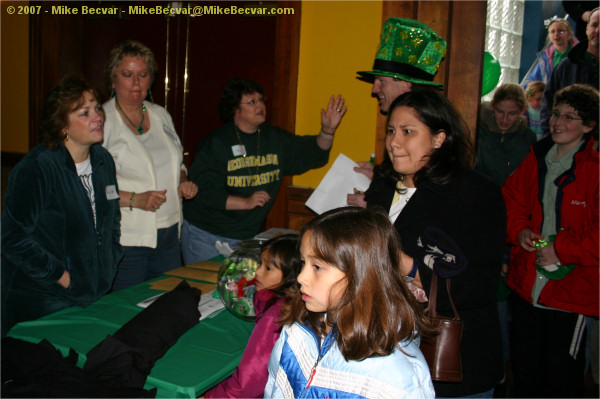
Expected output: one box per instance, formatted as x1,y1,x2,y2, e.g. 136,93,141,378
365,87,507,397
1,76,123,336
182,78,346,263
103,40,197,291
503,84,599,397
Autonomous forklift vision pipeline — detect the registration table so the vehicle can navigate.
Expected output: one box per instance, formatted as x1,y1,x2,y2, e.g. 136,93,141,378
7,259,254,398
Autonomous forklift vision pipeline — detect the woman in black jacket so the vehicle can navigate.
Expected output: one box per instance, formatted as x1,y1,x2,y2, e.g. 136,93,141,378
1,77,123,336
365,87,507,397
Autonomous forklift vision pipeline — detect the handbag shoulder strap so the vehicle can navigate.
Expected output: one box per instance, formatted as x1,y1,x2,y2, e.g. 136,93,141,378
446,279,460,321
426,273,439,317
426,274,460,320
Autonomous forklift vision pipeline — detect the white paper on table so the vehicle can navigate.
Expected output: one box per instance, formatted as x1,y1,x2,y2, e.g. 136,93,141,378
197,292,226,320
305,153,372,215
137,290,225,321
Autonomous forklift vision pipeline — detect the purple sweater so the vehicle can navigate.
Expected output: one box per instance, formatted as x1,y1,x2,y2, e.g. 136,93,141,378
204,289,285,398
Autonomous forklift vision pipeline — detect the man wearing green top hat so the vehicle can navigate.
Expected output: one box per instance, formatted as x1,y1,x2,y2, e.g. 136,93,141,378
347,17,446,207
357,17,447,114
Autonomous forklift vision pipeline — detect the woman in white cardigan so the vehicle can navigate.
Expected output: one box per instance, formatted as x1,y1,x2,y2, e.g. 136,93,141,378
103,40,197,291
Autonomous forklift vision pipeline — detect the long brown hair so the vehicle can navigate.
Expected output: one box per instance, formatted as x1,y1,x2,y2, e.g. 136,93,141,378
280,207,433,361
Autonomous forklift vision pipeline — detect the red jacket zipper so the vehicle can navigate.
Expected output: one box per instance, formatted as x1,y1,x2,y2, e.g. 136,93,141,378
305,355,322,388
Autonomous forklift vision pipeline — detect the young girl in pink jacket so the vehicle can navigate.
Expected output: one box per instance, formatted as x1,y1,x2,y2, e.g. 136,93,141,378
203,234,301,398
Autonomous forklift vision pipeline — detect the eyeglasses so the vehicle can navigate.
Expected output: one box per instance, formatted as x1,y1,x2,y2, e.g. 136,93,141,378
240,97,266,107
550,112,583,123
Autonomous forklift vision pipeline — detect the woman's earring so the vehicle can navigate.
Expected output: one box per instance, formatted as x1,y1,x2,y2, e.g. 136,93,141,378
147,88,154,103
110,88,115,98
435,144,440,148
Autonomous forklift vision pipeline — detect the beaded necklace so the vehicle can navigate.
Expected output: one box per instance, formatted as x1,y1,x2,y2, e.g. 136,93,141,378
116,98,146,134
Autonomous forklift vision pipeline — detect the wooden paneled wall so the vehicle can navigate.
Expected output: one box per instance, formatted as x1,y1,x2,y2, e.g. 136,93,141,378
262,1,302,232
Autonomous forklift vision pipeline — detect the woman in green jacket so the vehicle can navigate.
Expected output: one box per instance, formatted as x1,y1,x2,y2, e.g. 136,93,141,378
476,83,537,187
475,82,537,385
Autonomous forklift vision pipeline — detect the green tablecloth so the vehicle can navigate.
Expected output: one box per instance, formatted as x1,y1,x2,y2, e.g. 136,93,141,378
7,272,254,398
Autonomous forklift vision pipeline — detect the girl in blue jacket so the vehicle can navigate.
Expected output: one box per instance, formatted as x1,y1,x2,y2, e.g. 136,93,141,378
264,207,435,399
520,16,578,89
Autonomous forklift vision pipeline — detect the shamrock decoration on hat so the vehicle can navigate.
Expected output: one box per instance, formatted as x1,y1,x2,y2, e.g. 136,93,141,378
358,17,447,86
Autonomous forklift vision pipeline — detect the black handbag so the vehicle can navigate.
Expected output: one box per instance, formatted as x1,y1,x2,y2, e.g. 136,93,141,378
420,273,463,382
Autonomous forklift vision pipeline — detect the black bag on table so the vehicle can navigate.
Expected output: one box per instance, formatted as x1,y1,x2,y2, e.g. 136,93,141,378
84,280,201,388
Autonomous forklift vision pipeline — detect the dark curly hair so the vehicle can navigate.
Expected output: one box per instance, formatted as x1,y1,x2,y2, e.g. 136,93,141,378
218,78,265,123
376,87,474,189
553,84,599,139
39,76,100,150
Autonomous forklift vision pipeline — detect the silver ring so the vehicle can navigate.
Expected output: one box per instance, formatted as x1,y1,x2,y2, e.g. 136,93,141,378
153,205,158,210
336,109,341,112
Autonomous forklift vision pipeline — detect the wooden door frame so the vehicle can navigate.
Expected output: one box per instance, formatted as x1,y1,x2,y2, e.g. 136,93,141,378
263,1,302,231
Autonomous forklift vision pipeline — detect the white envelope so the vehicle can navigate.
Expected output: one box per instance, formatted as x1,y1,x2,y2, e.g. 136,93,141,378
305,153,372,215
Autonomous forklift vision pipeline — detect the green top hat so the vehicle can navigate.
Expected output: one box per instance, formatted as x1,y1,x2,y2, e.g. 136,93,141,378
357,18,447,86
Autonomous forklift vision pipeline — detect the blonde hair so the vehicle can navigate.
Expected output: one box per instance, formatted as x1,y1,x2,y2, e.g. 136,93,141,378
546,19,573,41
525,81,546,100
104,40,158,89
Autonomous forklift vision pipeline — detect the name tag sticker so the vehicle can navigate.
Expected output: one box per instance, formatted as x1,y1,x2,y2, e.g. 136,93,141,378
162,124,179,140
232,145,246,157
105,185,119,200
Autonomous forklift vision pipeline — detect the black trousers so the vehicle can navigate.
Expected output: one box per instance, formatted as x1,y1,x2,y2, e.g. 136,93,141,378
509,294,587,398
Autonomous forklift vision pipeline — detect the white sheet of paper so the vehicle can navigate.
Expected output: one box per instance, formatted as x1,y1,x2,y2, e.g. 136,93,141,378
305,153,372,215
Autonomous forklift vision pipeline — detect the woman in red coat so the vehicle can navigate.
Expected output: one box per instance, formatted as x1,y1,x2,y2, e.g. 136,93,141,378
503,84,599,397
